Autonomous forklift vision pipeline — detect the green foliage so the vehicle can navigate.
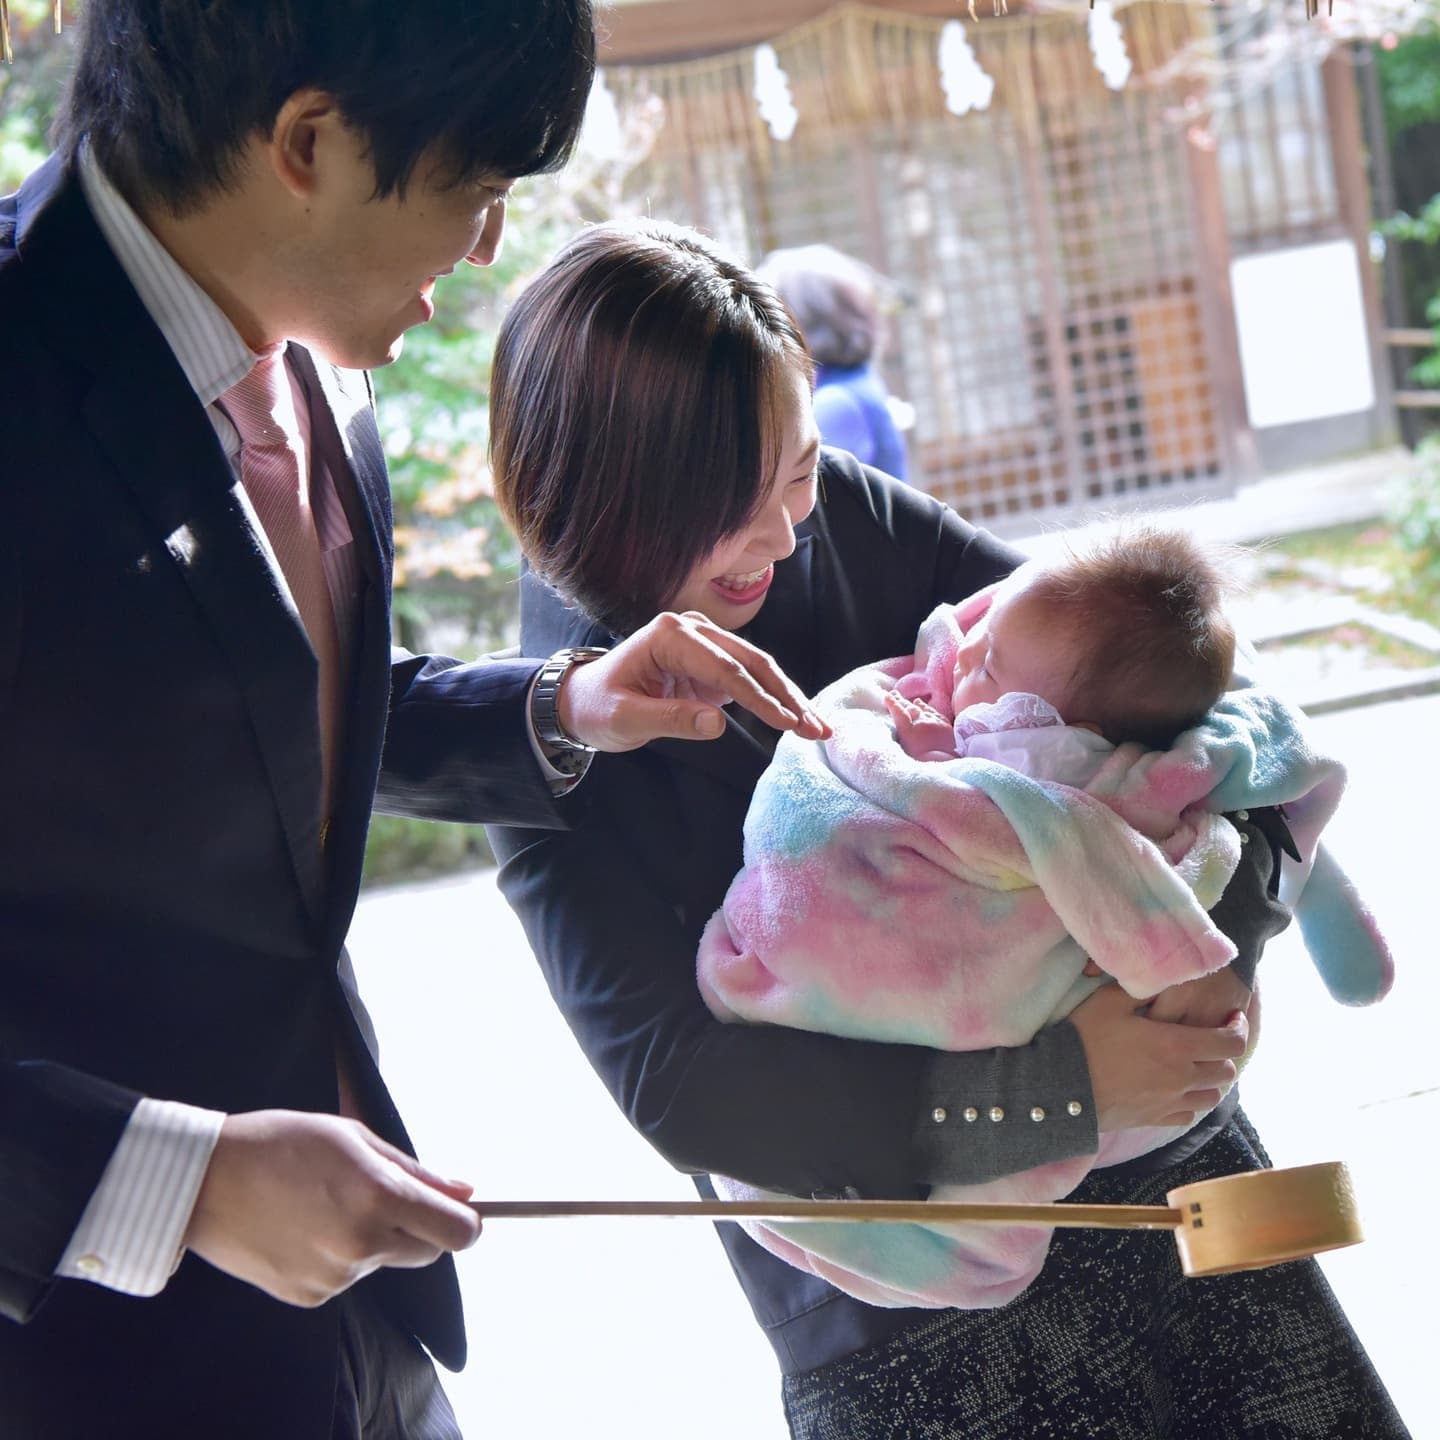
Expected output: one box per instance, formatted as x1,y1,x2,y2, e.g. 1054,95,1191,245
1385,192,1440,249
1376,23,1440,137
1390,435,1440,599
1383,195,1440,387
0,3,73,193
370,184,578,657
361,813,493,889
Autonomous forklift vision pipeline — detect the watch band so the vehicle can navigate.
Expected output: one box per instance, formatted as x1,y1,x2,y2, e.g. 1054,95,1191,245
531,646,609,754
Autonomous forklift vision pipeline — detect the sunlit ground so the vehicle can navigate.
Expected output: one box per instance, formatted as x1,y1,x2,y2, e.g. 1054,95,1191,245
349,691,1439,1439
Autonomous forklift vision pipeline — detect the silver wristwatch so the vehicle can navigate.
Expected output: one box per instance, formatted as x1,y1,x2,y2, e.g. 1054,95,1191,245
530,646,609,761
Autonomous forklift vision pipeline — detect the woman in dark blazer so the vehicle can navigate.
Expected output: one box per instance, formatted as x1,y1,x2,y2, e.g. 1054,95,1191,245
485,222,1407,1438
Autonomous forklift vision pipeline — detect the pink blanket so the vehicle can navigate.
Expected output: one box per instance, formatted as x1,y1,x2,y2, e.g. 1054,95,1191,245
697,595,1390,1309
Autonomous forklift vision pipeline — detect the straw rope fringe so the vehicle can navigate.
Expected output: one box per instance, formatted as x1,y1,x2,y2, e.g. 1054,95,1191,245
606,1,1210,160
0,1,1358,68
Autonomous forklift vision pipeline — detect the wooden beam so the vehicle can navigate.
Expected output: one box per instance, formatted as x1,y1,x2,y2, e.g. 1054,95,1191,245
1385,328,1437,348
1394,391,1440,409
599,0,1004,66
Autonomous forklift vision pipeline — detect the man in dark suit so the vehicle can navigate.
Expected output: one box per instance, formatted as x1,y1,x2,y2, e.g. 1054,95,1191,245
0,4,823,1436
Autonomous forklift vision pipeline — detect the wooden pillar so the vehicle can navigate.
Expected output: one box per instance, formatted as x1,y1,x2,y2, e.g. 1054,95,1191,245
1322,45,1399,447
1183,121,1261,487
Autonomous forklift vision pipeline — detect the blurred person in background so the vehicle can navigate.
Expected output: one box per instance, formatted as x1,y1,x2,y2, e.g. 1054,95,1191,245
760,242,911,481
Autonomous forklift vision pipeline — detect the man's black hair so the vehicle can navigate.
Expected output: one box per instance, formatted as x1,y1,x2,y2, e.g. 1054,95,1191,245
55,0,595,212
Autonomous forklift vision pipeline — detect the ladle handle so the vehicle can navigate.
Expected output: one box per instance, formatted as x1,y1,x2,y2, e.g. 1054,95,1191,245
471,1199,1183,1231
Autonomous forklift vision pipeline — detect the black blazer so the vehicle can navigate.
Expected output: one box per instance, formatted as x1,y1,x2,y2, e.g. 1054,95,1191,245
492,454,1088,1374
0,155,563,1438
491,452,1290,1376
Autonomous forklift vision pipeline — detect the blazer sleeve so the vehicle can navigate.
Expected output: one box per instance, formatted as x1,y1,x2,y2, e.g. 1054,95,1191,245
377,649,565,829
491,787,1098,1199
0,1061,138,1323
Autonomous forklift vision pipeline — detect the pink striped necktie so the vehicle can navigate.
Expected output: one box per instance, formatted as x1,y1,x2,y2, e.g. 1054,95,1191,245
220,346,343,834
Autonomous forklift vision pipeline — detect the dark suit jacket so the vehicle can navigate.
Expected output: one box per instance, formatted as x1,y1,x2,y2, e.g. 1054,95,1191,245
0,154,563,1438
490,451,1290,1376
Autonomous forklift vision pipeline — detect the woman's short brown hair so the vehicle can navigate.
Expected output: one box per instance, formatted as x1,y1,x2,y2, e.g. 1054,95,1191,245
490,221,813,634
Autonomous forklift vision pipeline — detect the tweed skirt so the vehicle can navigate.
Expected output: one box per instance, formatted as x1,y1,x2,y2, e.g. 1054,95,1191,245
781,1110,1408,1440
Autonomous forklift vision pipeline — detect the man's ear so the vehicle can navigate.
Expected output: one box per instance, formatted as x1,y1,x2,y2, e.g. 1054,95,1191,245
266,89,347,202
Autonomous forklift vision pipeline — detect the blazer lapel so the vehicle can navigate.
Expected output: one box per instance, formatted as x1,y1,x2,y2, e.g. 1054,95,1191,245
20,163,329,922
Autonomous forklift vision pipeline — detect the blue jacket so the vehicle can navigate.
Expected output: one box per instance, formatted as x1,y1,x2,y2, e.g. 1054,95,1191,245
813,363,908,480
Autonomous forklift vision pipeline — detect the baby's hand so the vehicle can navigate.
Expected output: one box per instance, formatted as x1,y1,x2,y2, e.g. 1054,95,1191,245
1145,968,1253,1030
884,690,956,761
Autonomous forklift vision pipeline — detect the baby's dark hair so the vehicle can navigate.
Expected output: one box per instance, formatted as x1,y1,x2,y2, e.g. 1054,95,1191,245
1027,526,1236,750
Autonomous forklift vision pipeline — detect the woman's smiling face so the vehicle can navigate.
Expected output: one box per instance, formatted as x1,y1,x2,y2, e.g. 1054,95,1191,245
666,370,822,629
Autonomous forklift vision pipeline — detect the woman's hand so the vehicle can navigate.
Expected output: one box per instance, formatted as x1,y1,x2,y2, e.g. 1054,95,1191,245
1068,984,1249,1132
557,610,831,751
1145,967,1253,1030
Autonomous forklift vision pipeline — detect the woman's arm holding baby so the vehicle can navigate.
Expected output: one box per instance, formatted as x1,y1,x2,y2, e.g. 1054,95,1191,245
1145,809,1289,1027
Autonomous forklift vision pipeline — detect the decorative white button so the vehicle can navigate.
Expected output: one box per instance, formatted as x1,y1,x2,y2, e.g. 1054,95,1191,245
74,1254,105,1278
1067,1100,1084,1117
988,1106,1005,1122
1030,1106,1046,1122
931,1106,948,1124
1237,809,1249,822
1239,831,1250,845
963,1106,979,1122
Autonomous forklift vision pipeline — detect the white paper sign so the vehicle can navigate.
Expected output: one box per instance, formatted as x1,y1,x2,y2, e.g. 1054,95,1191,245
1230,240,1376,429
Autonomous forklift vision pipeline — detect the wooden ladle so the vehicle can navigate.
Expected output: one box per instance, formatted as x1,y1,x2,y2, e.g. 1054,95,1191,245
472,1160,1362,1278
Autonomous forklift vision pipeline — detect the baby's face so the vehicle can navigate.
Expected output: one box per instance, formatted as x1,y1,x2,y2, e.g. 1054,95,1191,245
951,571,1076,714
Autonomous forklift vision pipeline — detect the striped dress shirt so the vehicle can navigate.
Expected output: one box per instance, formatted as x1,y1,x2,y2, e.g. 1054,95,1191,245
55,149,363,1297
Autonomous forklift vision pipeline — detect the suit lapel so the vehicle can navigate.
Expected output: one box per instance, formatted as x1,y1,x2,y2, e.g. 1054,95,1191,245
21,161,330,923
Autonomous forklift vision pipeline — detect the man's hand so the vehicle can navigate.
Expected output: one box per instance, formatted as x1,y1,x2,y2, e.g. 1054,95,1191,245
1069,984,1249,1132
556,611,831,751
184,1111,481,1308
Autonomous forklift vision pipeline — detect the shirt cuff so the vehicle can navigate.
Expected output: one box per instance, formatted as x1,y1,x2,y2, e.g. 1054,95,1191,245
913,1022,1098,1188
525,673,594,795
57,1097,226,1297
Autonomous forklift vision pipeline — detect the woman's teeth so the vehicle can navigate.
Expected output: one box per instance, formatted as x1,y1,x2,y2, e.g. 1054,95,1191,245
716,568,768,592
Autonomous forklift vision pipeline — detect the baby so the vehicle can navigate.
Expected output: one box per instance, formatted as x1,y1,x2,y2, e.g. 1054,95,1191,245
887,526,1233,760
884,528,1238,1020
698,525,1391,1310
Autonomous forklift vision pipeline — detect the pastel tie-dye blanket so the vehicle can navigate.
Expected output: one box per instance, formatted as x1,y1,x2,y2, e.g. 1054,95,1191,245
696,595,1392,1309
